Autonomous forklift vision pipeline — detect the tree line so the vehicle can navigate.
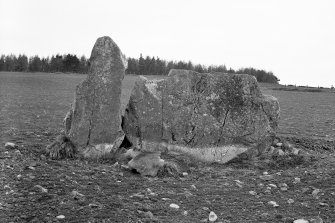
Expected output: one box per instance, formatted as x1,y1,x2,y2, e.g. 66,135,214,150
0,54,88,73
0,53,279,83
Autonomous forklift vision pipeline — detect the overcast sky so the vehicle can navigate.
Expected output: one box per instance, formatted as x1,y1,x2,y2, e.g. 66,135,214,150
0,0,334,87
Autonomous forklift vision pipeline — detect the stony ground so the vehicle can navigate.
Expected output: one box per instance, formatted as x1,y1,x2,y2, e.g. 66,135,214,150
1,137,335,223
1,72,335,222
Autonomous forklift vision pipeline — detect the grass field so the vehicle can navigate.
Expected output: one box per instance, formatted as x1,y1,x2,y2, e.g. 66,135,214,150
1,72,334,147
1,72,335,222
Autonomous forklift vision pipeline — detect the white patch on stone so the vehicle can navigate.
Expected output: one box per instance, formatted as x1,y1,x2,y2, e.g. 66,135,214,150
145,79,164,100
82,143,114,159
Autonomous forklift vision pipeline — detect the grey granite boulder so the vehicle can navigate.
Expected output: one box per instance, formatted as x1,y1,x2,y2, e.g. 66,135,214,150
65,36,126,151
123,69,280,162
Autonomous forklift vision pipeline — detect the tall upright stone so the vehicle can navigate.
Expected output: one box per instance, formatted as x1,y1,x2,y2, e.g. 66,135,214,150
67,36,126,150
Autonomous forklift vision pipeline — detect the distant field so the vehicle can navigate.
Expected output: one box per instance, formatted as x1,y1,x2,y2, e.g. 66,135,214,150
1,72,334,147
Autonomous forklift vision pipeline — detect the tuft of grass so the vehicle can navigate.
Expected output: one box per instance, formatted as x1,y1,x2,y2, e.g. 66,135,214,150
46,135,77,159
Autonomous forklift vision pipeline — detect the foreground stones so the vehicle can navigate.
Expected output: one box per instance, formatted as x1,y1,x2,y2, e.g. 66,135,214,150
123,69,280,162
64,36,126,153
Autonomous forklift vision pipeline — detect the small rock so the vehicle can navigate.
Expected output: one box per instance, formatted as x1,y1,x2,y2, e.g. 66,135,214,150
259,175,274,181
209,211,218,222
292,148,300,155
269,184,277,188
264,189,271,194
191,185,197,190
277,149,285,156
56,215,65,219
234,180,243,184
30,162,38,167
28,166,36,170
276,142,283,147
293,219,308,223
249,191,257,196
71,190,84,199
161,198,170,201
169,203,179,209
143,211,154,219
266,186,272,190
312,189,320,197
293,177,301,184
5,142,18,149
319,202,328,206
263,171,269,175
288,199,294,204
34,185,48,193
268,146,275,154
183,211,188,216
268,201,279,207
14,150,22,156
278,183,288,189
40,154,46,160
17,174,22,180
89,203,100,208
281,187,288,191
182,172,188,176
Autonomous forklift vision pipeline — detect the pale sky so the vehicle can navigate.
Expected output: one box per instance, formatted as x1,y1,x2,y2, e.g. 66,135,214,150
0,0,334,87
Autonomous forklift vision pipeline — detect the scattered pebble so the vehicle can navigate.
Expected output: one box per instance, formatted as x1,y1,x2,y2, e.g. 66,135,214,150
277,149,285,156
56,215,65,219
293,177,301,184
169,203,180,209
276,142,283,147
142,211,154,219
249,191,257,196
34,185,48,193
288,199,294,204
209,211,218,222
89,203,100,208
5,142,18,149
268,201,279,207
312,189,320,197
281,187,288,191
30,162,38,167
269,184,277,188
71,190,84,199
293,219,308,223
234,180,243,184
292,148,300,155
319,202,328,206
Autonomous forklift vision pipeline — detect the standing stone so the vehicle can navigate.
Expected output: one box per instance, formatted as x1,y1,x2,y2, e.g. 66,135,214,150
123,69,280,162
66,36,126,150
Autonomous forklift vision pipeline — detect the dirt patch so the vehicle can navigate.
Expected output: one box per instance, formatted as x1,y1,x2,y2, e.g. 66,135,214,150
1,136,335,222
